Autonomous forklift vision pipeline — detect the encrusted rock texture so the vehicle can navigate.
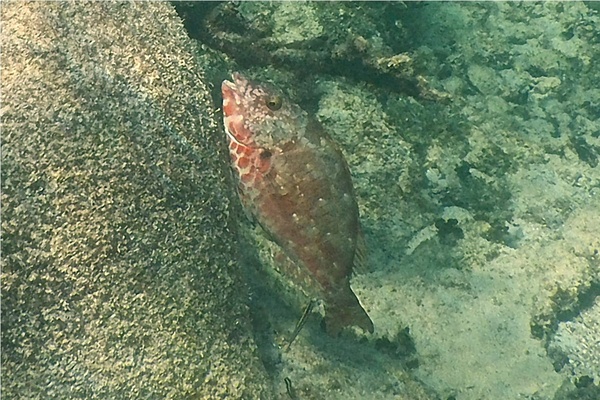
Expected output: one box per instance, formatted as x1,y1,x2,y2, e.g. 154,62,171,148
1,2,271,399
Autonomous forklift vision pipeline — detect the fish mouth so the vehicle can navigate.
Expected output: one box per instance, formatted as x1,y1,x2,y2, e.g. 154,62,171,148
222,72,255,148
221,73,250,120
221,72,248,106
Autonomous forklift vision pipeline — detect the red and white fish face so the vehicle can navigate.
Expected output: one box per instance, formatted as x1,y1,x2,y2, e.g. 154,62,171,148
223,73,277,197
222,72,307,150
221,72,373,336
221,73,313,198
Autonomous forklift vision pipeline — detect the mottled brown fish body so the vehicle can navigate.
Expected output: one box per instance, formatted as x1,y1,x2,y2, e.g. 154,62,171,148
255,125,372,335
222,73,373,335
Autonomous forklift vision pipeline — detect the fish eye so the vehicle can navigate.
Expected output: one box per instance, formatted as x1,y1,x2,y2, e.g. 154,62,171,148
260,149,272,159
266,95,282,111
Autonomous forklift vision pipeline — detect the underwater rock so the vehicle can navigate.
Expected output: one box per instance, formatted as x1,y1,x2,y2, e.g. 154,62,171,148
1,2,272,399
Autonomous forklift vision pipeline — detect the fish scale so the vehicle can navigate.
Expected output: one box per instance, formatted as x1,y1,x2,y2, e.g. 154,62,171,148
222,72,373,336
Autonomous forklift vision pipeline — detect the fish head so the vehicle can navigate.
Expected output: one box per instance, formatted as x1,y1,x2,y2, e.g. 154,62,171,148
221,72,306,152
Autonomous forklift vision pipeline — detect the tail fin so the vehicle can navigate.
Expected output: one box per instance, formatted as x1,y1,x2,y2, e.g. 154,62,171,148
324,288,374,336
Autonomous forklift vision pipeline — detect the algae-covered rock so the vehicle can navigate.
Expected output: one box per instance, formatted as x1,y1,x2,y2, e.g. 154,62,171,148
1,2,271,398
174,2,600,399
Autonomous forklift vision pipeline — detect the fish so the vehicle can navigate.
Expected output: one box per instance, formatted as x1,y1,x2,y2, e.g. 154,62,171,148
221,72,374,336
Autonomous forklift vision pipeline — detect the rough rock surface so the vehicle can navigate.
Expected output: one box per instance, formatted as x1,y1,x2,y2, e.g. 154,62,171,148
1,2,271,399
174,2,600,399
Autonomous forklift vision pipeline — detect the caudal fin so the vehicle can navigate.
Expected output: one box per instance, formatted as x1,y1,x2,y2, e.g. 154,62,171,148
324,289,374,336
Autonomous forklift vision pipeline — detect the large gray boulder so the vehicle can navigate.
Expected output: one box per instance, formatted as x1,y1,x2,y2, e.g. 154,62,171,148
1,2,271,398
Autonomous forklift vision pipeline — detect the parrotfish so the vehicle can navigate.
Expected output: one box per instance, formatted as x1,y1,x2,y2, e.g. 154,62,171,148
221,72,374,336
